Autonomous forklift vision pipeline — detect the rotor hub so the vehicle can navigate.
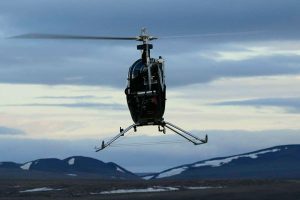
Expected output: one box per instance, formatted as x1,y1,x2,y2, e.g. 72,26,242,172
136,28,158,42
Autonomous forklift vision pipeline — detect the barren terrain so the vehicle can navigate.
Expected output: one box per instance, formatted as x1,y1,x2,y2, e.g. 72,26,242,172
0,179,299,200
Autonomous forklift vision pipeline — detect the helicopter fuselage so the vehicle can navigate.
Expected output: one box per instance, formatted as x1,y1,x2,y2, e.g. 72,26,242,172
125,57,166,126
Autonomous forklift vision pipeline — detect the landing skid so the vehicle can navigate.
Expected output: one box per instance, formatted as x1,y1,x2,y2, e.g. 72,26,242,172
95,121,207,152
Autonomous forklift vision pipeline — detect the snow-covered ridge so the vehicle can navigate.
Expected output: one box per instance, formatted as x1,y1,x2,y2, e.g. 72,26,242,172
155,147,283,179
20,162,32,170
156,167,188,179
193,148,281,168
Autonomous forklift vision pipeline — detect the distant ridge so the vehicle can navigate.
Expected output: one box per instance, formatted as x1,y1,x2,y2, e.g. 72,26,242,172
150,144,300,180
1,145,300,180
0,156,138,180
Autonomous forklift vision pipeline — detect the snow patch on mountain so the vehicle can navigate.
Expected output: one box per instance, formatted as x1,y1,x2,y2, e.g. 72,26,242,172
193,148,281,168
68,158,75,165
20,162,32,170
156,167,188,179
142,175,155,180
117,167,125,173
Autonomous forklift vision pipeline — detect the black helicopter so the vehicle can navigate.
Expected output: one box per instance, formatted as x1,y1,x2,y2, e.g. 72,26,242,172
13,28,208,151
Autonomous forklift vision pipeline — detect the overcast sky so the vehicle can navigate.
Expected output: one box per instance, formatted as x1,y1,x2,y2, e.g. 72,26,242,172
1,0,300,172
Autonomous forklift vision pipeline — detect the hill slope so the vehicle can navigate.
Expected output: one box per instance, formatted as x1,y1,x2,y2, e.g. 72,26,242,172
0,156,138,180
151,144,300,179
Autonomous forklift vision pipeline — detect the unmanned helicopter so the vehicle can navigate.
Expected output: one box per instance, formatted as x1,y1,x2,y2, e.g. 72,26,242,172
13,28,208,151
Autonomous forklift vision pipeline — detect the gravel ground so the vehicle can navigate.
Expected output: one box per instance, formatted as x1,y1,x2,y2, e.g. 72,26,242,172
0,179,299,200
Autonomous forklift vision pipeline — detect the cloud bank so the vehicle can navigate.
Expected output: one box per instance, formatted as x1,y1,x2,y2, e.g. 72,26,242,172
213,97,300,113
0,126,26,135
0,0,299,87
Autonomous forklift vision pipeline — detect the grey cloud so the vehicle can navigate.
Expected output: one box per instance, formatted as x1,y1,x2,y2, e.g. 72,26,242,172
0,40,131,88
5,102,126,110
0,0,300,88
1,0,300,38
1,36,300,87
0,126,26,135
213,97,300,113
37,95,96,100
166,55,300,86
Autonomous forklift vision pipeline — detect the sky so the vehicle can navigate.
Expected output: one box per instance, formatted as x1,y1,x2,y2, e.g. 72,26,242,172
0,0,300,172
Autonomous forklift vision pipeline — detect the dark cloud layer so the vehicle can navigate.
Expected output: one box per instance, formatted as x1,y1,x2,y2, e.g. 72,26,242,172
0,0,300,87
1,39,300,87
5,102,126,110
37,95,96,100
1,0,300,36
166,55,300,86
213,97,300,113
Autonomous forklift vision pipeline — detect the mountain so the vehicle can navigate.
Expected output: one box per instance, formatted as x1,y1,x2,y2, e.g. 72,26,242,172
0,156,138,180
0,162,20,169
2,145,299,180
151,144,300,180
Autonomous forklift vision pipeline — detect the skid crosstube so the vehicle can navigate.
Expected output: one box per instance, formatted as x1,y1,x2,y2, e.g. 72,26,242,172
95,121,207,151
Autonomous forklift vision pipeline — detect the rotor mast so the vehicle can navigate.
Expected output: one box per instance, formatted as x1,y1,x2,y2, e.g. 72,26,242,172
137,28,156,90
141,28,150,65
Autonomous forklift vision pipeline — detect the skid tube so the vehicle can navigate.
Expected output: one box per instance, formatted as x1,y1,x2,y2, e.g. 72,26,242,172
162,121,207,145
95,123,138,152
95,121,207,152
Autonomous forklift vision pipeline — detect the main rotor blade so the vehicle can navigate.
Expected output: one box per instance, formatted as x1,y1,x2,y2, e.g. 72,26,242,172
11,33,139,41
160,30,266,39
